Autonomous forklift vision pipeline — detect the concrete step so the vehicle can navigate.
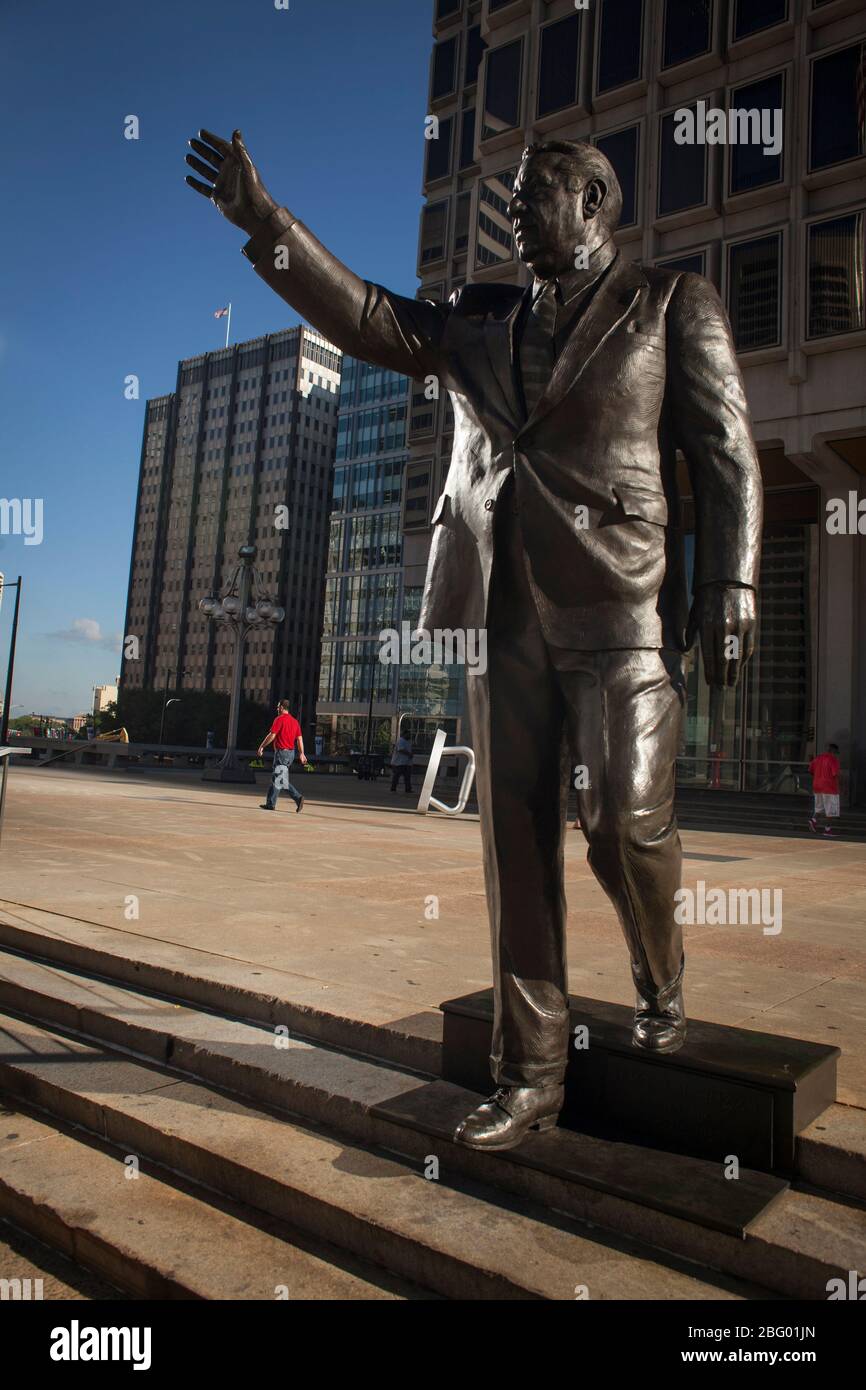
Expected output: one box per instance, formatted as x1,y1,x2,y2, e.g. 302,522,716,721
0,1014,760,1302
797,1106,866,1202
0,960,864,1299
0,922,862,1202
0,1103,421,1300
0,946,790,1238
0,911,443,1075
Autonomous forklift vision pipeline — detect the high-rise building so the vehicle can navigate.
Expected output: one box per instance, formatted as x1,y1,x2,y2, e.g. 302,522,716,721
407,0,866,799
316,358,409,755
122,326,341,735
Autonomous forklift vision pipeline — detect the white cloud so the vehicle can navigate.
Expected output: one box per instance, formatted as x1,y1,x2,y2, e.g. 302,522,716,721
46,618,122,650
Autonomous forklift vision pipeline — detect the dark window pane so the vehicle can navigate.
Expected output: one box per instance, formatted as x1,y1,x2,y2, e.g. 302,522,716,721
489,0,514,9
810,44,866,171
596,125,639,226
420,202,447,266
483,40,522,139
663,0,712,69
425,117,453,183
436,0,460,19
431,37,457,101
454,192,471,253
459,107,476,169
729,74,784,193
658,106,706,215
733,0,786,40
476,168,517,269
465,25,486,87
598,0,643,93
658,252,706,275
538,15,580,118
808,213,866,338
729,235,781,350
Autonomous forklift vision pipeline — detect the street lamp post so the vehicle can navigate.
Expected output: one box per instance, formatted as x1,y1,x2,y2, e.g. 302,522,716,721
157,668,188,749
199,544,284,783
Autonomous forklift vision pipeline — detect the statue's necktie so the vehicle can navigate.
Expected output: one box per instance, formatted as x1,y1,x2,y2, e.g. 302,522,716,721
519,279,558,418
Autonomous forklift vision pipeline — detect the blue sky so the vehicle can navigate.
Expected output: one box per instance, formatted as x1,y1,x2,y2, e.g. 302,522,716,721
0,0,430,716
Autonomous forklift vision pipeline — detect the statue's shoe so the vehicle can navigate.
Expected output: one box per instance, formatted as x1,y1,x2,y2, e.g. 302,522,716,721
632,991,686,1052
631,956,686,1053
454,1084,564,1152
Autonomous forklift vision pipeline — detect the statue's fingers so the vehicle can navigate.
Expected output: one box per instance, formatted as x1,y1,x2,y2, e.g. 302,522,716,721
186,174,215,198
186,153,219,183
189,137,224,168
200,127,232,155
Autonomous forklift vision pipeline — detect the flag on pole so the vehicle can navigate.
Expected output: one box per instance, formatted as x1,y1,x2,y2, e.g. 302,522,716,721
214,307,230,319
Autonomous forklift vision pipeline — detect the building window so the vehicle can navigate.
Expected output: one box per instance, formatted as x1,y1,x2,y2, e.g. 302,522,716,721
465,24,486,87
431,37,458,101
809,44,866,172
662,0,712,70
595,125,639,227
732,0,787,41
728,233,782,350
420,201,448,267
537,15,580,118
459,107,476,170
597,0,643,95
425,116,453,183
807,212,866,338
482,39,523,139
454,191,471,254
436,0,460,19
658,104,707,216
475,168,517,269
729,73,784,194
657,250,707,276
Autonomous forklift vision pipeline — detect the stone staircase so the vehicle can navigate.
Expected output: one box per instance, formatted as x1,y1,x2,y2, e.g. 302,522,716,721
0,915,864,1301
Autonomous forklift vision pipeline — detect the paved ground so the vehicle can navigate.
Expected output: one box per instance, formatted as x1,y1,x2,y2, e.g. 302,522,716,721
2,762,865,1104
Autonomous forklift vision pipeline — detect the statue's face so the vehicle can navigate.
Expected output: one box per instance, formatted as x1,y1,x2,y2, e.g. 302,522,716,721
508,154,589,279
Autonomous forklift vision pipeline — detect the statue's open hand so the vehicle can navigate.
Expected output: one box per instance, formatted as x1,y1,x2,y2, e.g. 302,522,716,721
185,128,277,238
685,584,756,688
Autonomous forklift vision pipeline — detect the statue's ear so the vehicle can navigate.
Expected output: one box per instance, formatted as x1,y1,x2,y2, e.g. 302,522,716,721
583,178,607,219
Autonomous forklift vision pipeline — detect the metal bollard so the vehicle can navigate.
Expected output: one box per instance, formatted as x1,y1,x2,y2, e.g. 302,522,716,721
416,728,476,816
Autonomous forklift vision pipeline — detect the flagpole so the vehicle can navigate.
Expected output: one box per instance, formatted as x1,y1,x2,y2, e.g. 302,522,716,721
225,302,232,350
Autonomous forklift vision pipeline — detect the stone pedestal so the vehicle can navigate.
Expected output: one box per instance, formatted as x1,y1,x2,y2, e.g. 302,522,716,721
441,990,839,1173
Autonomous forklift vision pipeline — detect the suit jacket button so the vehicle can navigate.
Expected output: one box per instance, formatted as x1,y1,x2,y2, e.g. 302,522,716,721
484,499,494,511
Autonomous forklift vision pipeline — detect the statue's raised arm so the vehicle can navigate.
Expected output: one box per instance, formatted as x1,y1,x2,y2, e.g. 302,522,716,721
185,128,447,382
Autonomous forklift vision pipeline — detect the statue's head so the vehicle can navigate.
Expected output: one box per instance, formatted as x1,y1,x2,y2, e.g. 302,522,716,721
508,140,622,279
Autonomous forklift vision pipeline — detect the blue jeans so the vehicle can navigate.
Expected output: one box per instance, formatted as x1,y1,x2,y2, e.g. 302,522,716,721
266,749,302,808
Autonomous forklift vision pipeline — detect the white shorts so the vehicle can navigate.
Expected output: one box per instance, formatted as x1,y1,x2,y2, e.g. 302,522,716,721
814,793,839,818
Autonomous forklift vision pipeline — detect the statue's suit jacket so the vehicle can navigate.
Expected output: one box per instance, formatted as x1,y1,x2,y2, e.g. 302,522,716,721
246,215,763,652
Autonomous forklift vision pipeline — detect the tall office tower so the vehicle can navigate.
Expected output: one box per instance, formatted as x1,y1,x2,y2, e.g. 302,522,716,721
122,326,342,737
316,358,411,755
410,0,866,798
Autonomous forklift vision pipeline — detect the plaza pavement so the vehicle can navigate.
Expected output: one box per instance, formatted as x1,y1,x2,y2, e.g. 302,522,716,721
1,762,865,1106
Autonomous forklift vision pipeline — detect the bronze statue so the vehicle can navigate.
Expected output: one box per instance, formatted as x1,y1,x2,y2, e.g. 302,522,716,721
186,129,762,1151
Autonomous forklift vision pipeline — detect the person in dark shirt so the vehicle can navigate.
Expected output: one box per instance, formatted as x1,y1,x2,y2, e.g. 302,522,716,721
258,700,306,813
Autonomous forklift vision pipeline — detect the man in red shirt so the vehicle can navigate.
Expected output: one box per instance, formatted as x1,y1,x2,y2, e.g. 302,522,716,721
809,742,841,836
258,700,307,812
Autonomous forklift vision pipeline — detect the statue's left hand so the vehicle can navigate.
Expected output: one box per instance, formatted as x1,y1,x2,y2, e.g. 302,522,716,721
685,584,756,688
